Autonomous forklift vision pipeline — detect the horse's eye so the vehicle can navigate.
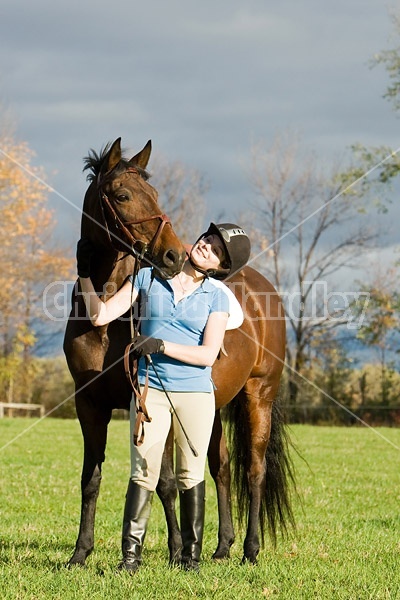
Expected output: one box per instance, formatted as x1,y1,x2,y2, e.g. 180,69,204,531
116,194,129,202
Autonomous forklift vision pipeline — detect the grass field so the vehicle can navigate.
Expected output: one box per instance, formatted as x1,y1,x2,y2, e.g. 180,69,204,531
0,418,399,599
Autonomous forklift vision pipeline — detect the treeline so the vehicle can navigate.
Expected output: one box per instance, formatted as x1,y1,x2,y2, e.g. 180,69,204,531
281,362,400,427
1,354,399,426
0,356,75,418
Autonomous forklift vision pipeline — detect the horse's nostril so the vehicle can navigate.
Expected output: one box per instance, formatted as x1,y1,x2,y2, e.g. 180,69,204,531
163,249,179,267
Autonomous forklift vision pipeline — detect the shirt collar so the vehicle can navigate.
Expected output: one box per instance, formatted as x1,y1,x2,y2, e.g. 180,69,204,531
200,278,218,292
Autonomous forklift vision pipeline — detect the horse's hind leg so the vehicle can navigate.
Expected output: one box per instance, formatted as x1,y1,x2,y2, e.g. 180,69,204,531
156,425,182,564
208,410,235,560
69,396,111,566
241,380,273,564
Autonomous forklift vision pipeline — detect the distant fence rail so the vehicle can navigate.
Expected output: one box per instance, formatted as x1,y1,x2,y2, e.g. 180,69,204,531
284,404,400,427
0,402,45,418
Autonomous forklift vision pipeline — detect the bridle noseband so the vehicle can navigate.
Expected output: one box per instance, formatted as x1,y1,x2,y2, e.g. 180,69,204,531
97,167,171,263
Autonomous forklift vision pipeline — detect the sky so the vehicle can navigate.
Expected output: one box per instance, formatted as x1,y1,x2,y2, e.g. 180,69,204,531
0,0,399,253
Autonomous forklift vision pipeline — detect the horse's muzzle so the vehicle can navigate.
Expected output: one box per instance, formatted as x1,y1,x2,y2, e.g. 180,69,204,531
162,248,186,278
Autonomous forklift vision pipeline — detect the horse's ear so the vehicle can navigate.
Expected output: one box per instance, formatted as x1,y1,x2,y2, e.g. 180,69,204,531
129,140,152,170
101,138,122,174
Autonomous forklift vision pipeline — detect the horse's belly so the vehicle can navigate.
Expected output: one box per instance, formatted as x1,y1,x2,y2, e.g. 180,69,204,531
212,348,255,409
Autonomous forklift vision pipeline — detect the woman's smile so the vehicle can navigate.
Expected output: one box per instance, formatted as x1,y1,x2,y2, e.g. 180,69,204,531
191,235,225,269
194,244,207,259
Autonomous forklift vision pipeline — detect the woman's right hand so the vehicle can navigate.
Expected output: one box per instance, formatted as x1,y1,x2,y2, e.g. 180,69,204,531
80,276,139,327
76,238,95,278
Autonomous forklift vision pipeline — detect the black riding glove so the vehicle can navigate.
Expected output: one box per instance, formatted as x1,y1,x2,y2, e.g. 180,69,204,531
131,335,165,358
76,238,95,278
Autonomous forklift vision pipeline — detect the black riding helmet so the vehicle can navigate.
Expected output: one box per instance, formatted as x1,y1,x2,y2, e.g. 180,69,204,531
190,222,251,280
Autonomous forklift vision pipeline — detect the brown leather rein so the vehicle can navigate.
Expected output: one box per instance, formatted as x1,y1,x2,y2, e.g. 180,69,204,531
123,252,154,447
124,338,152,446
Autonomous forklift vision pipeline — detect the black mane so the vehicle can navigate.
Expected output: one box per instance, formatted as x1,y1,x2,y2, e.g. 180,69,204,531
83,143,150,182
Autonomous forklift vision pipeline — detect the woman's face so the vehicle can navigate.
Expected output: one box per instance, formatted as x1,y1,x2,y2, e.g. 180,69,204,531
190,234,226,271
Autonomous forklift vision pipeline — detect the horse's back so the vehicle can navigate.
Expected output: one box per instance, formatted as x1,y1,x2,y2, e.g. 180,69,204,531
212,266,285,408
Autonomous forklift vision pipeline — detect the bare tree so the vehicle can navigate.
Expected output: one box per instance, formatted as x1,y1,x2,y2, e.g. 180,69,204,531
244,133,380,403
149,155,208,242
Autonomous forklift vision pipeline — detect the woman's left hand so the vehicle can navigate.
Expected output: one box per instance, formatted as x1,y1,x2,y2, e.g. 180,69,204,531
131,335,165,358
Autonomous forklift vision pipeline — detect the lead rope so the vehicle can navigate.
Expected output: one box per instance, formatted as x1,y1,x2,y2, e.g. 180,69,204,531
123,254,153,446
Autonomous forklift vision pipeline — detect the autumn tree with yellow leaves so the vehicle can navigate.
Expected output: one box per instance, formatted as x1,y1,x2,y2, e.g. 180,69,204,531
0,131,74,402
356,270,400,406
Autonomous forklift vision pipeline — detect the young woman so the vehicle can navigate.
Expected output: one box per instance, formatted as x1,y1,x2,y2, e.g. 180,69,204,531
77,222,251,573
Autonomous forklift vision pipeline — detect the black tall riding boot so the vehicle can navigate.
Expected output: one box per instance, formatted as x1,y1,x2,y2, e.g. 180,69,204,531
179,481,206,572
118,480,153,573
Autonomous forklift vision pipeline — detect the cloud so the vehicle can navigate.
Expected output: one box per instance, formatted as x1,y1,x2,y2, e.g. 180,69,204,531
0,0,398,250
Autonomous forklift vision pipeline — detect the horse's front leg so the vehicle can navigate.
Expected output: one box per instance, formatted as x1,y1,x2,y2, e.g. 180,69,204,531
68,397,110,566
156,424,182,564
69,462,102,566
208,410,235,560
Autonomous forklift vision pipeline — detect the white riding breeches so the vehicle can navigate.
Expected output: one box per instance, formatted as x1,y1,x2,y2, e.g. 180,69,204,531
129,387,215,492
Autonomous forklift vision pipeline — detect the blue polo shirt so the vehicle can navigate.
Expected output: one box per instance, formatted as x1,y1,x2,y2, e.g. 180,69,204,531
131,268,229,392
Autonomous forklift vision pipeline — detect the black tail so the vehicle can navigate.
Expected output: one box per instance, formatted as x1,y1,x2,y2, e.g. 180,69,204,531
225,392,297,546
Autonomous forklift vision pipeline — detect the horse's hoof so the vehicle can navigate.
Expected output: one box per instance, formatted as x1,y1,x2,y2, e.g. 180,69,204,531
168,547,182,567
180,558,200,573
241,555,258,565
67,560,87,569
212,549,231,561
117,558,141,574
67,554,87,568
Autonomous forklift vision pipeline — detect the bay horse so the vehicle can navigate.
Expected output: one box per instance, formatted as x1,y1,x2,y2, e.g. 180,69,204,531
160,265,294,564
64,138,186,566
64,138,295,567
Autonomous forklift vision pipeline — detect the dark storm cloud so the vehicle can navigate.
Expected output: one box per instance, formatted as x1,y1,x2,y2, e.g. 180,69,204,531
0,0,398,244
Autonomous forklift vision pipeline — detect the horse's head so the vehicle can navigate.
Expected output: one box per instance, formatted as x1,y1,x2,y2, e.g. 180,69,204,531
81,138,186,279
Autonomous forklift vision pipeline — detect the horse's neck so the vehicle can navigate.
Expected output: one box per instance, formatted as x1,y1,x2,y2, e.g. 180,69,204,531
92,252,135,299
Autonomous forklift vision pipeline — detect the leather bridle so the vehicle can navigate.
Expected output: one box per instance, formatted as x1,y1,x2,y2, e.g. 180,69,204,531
97,167,172,263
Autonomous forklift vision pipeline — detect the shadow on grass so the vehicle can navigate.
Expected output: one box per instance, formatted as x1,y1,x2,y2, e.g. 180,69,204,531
367,515,400,529
0,536,115,574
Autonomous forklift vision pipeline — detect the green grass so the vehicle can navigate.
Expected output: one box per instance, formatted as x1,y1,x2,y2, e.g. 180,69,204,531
0,419,399,599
